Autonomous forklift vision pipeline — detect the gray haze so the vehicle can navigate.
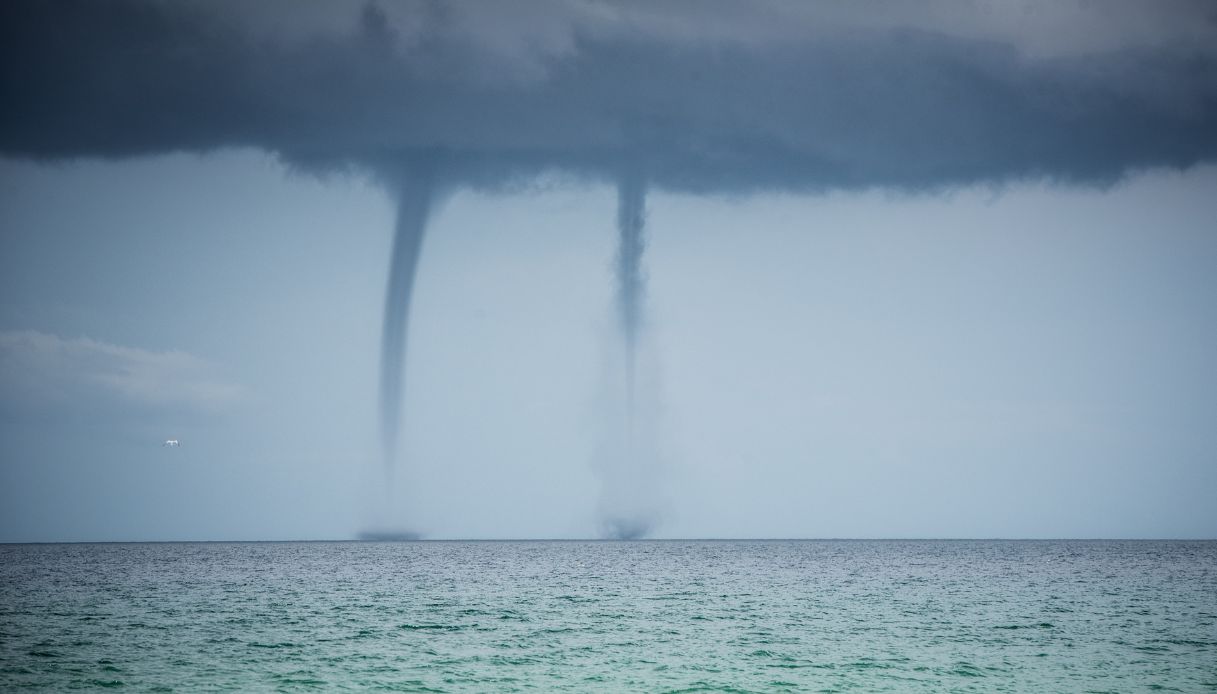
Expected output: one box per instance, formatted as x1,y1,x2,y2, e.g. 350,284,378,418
1,155,1216,540
1,1,1216,540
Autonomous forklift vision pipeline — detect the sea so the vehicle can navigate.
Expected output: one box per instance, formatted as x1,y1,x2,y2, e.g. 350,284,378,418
2,540,1214,692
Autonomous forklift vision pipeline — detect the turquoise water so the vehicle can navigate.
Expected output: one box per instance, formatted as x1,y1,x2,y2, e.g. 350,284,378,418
2,540,1215,691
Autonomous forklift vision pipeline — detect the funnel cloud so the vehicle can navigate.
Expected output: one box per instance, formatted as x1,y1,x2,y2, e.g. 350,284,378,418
601,172,656,537
379,165,435,493
615,172,647,395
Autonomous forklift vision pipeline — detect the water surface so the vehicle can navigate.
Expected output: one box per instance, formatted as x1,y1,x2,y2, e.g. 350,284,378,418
2,540,1215,691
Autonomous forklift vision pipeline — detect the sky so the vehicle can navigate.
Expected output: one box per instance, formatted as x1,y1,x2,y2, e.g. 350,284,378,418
1,0,1216,540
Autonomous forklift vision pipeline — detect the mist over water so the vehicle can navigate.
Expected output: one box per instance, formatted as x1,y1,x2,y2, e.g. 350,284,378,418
594,368,665,540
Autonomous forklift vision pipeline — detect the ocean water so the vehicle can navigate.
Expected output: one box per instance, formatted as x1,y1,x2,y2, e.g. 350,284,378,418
2,540,1215,692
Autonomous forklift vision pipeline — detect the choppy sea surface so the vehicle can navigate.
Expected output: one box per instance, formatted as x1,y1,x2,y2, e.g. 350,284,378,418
2,540,1215,692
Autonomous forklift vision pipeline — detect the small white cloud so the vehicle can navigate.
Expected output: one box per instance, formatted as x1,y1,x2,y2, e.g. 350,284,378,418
0,330,245,412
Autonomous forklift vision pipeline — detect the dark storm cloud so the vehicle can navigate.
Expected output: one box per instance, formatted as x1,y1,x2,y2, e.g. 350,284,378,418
3,0,1215,191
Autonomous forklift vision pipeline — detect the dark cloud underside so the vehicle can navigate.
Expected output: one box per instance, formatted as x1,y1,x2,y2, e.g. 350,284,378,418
3,0,1216,191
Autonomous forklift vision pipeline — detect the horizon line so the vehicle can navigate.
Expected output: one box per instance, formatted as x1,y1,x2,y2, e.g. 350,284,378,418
3,537,1215,545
